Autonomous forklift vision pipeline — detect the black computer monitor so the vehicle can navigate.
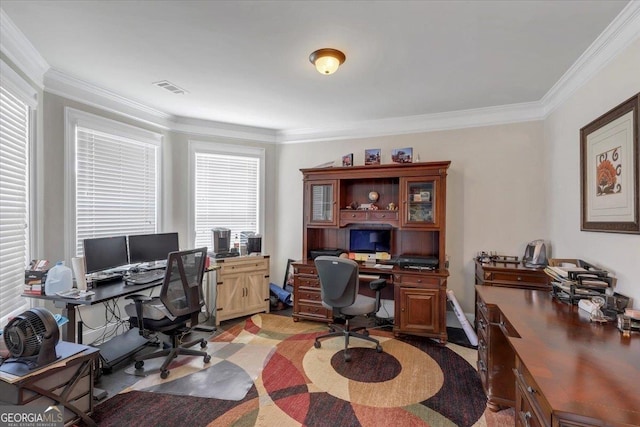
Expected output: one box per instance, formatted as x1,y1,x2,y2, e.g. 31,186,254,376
83,236,129,274
349,229,391,253
128,232,180,264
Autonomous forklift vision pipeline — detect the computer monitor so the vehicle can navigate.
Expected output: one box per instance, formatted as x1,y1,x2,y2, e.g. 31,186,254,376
128,232,180,264
349,229,391,253
83,236,129,274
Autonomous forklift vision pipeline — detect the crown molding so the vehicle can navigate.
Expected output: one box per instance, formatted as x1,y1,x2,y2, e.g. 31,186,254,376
3,2,638,144
172,116,278,143
277,102,545,144
45,67,174,130
0,9,48,88
44,67,278,142
541,1,640,116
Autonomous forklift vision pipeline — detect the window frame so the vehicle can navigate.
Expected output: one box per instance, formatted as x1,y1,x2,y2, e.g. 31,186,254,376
64,108,163,262
187,140,265,250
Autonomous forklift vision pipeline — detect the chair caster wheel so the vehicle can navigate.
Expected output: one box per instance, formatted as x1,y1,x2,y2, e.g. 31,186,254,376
134,360,144,369
200,340,207,348
204,354,211,363
376,345,383,353
160,370,170,379
314,341,321,349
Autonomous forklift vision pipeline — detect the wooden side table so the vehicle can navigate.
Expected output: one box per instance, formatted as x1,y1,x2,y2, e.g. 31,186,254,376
0,342,99,427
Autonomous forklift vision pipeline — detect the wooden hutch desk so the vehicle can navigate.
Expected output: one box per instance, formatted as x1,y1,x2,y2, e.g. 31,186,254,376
475,285,640,426
293,162,450,343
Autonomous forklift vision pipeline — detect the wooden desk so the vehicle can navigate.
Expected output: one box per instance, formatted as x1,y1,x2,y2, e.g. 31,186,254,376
23,279,163,343
292,260,448,343
475,285,640,426
0,342,99,426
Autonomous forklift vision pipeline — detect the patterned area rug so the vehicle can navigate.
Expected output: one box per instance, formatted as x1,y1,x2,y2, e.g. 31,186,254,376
89,314,513,426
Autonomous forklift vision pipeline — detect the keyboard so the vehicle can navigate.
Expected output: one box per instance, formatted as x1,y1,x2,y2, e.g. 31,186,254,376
126,270,166,285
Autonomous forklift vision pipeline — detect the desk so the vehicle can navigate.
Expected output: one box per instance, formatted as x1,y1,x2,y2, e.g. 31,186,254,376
0,342,99,427
23,279,163,343
291,260,448,342
475,285,640,426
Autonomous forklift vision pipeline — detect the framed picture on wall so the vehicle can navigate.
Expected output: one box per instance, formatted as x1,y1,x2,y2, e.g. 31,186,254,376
365,149,381,165
580,93,639,234
342,153,353,167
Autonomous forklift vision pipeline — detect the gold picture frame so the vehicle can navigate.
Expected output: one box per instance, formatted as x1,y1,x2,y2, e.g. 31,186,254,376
580,93,639,234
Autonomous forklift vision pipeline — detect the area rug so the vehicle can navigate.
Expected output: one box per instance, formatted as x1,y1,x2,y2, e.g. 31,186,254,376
89,314,509,426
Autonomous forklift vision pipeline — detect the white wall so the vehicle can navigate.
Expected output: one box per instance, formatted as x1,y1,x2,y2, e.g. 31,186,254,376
273,121,548,314
546,38,640,307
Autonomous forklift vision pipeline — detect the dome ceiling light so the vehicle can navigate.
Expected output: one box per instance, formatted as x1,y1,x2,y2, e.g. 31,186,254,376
309,48,346,75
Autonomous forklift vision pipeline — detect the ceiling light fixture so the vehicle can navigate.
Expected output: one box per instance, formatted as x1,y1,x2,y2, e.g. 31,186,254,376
309,48,346,75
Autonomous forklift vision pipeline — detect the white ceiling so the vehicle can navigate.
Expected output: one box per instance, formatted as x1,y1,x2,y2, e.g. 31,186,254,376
0,1,633,140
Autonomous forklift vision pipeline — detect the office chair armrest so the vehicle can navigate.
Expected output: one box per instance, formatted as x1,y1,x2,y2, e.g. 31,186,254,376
369,278,387,291
125,294,153,336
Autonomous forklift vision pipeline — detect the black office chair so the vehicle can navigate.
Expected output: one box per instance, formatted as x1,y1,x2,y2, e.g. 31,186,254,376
313,256,387,362
126,247,211,378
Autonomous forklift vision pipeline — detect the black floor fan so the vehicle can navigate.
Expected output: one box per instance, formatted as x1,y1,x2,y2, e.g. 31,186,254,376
3,307,60,369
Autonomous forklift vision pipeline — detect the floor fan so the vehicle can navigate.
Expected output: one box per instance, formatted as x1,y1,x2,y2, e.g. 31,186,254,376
3,307,60,369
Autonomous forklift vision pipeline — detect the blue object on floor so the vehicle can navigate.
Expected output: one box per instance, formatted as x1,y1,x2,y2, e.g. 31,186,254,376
269,283,292,306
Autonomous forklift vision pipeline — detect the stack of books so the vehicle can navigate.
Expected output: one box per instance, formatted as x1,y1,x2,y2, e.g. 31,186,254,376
544,259,614,305
24,259,50,295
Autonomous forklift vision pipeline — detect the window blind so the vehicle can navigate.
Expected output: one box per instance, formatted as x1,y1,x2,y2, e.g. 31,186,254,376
75,127,158,255
194,152,259,249
0,86,30,324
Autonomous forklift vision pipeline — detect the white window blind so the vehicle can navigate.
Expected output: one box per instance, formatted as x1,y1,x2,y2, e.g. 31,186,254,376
0,86,30,324
194,152,260,249
74,126,159,255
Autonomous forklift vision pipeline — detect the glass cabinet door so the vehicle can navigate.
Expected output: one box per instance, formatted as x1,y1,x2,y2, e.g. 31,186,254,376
307,180,337,226
401,177,439,227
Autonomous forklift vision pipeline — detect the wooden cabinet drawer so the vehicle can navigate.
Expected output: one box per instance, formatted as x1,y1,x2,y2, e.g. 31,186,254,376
219,259,268,275
340,210,368,221
295,275,320,288
368,210,399,221
514,358,552,425
489,271,549,285
297,289,322,303
297,303,330,319
294,264,317,276
394,273,440,287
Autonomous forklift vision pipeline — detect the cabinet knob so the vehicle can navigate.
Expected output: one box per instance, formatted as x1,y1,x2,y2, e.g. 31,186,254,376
381,214,386,218
517,276,522,281
351,213,356,217
527,386,536,395
519,411,532,427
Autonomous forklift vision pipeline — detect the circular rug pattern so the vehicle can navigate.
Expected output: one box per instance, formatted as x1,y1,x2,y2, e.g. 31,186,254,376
251,315,486,426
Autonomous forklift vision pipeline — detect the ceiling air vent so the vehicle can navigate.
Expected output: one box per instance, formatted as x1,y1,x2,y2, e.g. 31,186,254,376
152,80,188,94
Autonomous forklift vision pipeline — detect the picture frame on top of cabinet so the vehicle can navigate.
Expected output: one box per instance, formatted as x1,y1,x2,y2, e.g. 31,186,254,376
580,93,639,234
342,153,353,167
364,149,381,165
392,147,413,163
